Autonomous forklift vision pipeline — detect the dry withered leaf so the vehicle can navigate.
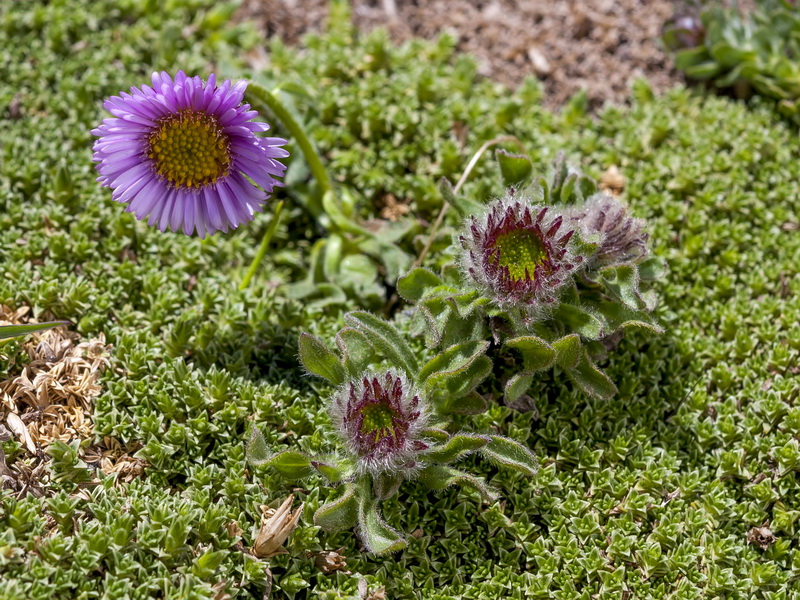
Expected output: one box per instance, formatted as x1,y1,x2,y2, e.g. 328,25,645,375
600,165,626,196
747,524,777,550
252,494,304,559
0,307,108,456
314,548,350,574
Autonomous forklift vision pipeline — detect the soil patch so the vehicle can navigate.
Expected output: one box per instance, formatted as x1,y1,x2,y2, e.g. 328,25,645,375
236,0,685,110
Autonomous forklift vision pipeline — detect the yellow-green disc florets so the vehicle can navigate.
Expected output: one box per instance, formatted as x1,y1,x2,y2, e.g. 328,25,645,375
331,371,430,477
494,229,548,282
460,192,583,313
148,110,230,188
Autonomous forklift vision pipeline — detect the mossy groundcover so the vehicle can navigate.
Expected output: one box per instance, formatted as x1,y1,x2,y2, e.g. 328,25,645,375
1,1,799,598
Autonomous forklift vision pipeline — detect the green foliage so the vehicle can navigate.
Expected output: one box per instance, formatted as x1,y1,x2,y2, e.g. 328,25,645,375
1,0,800,597
663,0,800,124
397,156,662,402
257,316,532,554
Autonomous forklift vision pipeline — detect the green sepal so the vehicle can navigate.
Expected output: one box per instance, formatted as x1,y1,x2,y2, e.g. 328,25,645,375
397,267,443,302
554,303,605,340
505,372,534,404
298,333,346,385
357,493,407,555
566,347,618,399
373,471,404,500
418,340,489,383
504,335,556,372
496,149,533,187
344,311,418,375
311,458,354,484
425,434,490,464
552,334,581,369
314,483,358,531
335,327,374,376
480,436,539,477
0,321,69,341
417,465,498,502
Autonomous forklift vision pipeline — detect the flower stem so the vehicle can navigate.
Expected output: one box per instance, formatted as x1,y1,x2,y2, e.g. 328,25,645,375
246,83,333,218
413,135,526,268
239,200,284,291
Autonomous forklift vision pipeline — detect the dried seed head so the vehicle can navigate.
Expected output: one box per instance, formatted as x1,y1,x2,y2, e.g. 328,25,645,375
252,495,303,558
568,193,649,268
459,192,582,315
330,371,429,477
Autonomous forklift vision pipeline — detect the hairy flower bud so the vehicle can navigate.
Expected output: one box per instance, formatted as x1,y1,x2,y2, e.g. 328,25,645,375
330,371,429,477
569,194,649,268
459,193,582,314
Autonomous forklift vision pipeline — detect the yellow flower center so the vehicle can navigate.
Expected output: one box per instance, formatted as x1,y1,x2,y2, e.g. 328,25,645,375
494,229,547,281
360,403,397,442
148,110,230,188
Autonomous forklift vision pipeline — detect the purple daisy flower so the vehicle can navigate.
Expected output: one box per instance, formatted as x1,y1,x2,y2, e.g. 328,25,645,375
460,192,583,314
92,71,288,237
331,371,430,477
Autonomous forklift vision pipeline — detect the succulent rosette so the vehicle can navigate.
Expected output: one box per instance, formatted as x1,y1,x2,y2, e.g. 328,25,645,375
92,71,288,237
247,312,538,554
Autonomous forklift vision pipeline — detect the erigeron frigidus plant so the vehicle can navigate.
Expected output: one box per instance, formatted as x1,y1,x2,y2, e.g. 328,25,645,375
398,154,665,405
247,311,538,554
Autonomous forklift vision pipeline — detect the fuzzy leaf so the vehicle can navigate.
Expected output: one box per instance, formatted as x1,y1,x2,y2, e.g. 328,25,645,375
335,327,373,375
450,391,489,415
298,333,346,385
567,347,618,399
424,355,492,407
505,372,534,404
638,256,667,281
552,334,581,369
497,149,534,187
595,302,664,335
397,267,443,302
555,303,605,340
373,472,404,500
418,340,489,383
245,428,270,465
504,335,556,372
0,321,69,341
426,434,490,464
358,495,407,554
417,465,498,502
311,458,353,483
602,265,643,310
344,311,418,375
481,436,539,477
263,450,313,479
314,483,358,531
